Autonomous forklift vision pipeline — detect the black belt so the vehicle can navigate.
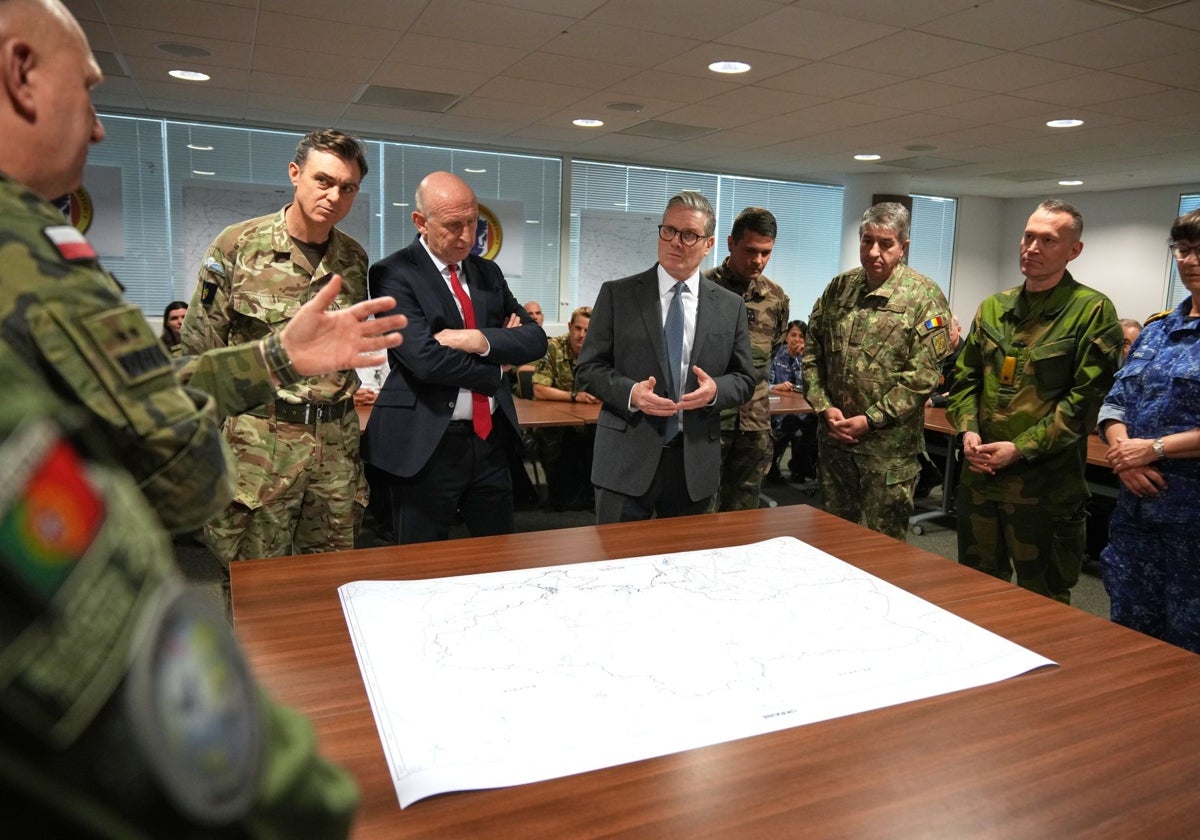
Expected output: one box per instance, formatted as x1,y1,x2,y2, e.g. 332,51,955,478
445,419,475,434
258,398,353,425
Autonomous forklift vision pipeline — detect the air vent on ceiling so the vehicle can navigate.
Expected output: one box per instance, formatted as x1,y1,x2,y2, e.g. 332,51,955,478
93,50,128,78
617,120,719,141
877,156,963,171
1086,0,1188,11
355,85,461,113
991,170,1066,183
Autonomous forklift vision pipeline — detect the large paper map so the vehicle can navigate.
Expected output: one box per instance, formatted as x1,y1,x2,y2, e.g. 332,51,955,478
339,536,1054,808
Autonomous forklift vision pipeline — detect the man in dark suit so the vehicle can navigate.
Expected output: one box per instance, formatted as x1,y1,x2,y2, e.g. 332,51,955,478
576,191,756,523
365,171,546,543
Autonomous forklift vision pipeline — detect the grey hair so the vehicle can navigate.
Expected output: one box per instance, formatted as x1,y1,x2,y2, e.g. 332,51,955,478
1037,198,1084,238
859,202,910,243
664,190,716,237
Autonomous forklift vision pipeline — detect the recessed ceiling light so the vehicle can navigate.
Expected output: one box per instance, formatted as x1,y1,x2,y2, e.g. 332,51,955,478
186,143,213,151
464,168,486,173
192,170,215,176
525,219,540,224
854,153,882,161
709,60,750,74
1046,118,1083,128
169,69,210,82
605,102,644,113
392,202,409,207
1058,179,1084,186
573,118,604,127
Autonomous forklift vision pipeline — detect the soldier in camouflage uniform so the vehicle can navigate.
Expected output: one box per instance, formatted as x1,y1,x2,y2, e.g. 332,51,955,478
804,203,951,541
181,129,371,566
704,207,790,511
0,350,359,838
0,1,404,544
533,306,600,508
947,199,1121,604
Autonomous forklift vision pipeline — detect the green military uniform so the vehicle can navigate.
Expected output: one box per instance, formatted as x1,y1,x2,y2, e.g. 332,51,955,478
704,259,790,511
0,172,278,535
0,347,358,837
946,271,1121,603
804,264,951,540
532,333,594,508
181,208,368,565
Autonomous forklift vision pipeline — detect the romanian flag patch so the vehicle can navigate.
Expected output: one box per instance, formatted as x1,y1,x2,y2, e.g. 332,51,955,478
923,316,946,330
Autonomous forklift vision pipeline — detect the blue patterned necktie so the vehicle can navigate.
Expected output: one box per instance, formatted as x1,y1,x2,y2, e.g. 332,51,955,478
665,281,686,441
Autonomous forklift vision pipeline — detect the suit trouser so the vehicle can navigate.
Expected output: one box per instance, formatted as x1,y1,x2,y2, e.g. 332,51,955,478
594,439,711,524
387,418,514,544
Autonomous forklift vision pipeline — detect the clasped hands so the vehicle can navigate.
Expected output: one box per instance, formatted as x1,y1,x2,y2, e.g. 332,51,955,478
960,431,1022,475
631,367,717,416
1106,437,1166,498
821,407,869,444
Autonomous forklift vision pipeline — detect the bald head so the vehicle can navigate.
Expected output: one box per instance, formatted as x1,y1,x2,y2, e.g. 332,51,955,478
412,171,480,265
0,0,105,199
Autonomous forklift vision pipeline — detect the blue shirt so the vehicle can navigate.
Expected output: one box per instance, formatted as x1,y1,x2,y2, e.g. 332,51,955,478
768,345,804,391
1098,299,1200,523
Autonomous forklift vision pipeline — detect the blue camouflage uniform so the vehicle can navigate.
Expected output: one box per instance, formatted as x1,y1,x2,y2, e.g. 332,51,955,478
1098,300,1200,651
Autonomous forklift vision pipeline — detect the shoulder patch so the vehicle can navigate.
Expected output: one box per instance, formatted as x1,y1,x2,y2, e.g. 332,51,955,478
81,305,173,385
202,257,225,277
42,225,97,262
0,418,103,604
922,316,946,332
201,281,219,306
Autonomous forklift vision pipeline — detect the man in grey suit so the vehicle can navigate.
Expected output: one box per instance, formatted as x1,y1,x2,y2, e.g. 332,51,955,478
576,191,756,523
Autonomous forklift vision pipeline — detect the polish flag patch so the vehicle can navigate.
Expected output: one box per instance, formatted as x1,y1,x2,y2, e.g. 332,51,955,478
42,225,97,261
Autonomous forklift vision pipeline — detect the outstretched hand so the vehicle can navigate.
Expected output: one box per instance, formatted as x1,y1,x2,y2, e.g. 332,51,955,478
631,376,679,416
280,275,407,375
678,365,717,410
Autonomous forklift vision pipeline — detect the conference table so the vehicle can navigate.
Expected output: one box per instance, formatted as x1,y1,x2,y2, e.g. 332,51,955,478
359,391,812,432
514,389,812,429
231,505,1200,838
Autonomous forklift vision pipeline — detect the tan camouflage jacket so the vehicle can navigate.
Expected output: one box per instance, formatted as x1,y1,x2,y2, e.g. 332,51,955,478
0,172,277,532
181,206,367,405
533,333,579,393
803,264,951,456
704,259,790,433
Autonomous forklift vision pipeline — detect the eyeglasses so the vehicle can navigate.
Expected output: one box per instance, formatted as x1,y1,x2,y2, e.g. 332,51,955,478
658,225,706,247
1169,242,1200,261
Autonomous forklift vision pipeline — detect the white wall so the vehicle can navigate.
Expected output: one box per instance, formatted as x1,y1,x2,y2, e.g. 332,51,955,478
948,196,1005,324
954,183,1200,326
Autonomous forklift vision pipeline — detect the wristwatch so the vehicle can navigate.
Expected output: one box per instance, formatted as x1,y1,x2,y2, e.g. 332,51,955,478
570,390,577,402
1153,438,1166,460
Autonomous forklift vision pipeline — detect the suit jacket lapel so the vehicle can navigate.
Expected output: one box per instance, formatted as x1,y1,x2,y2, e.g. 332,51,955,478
638,267,672,389
412,238,468,328
693,279,716,365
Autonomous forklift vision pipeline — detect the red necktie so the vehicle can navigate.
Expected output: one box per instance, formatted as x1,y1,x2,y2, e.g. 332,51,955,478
448,263,492,440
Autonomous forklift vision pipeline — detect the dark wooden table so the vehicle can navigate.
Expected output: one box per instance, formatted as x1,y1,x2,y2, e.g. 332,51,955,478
231,506,1200,839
